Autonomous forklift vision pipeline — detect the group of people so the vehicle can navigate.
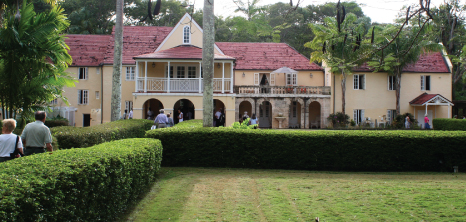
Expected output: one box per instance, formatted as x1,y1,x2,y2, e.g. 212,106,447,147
0,111,53,163
214,108,226,127
238,111,258,125
152,109,185,128
121,109,133,120
404,113,431,129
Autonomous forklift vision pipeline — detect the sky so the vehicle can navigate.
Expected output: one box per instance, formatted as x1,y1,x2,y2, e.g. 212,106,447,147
193,0,461,24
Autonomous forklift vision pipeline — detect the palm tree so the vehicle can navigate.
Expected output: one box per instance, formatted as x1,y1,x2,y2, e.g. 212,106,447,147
0,1,74,125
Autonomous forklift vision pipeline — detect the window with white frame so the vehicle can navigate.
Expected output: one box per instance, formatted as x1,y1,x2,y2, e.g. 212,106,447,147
126,67,135,81
78,90,88,105
177,66,186,78
165,65,174,78
95,91,100,99
387,109,396,124
78,67,88,80
286,73,297,85
183,26,190,44
421,75,431,91
353,109,365,125
125,101,133,112
388,75,395,90
188,66,196,78
50,99,57,105
353,74,365,90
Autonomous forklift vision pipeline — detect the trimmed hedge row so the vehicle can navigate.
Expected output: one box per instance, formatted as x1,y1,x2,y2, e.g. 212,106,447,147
146,128,466,171
433,118,466,131
172,119,203,128
0,138,163,222
52,119,153,149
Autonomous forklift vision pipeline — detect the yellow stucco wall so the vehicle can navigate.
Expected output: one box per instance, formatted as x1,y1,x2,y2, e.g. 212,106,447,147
60,67,102,127
234,70,325,86
331,72,452,123
157,16,221,54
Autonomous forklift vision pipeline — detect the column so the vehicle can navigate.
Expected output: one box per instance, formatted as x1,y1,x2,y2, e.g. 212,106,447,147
135,61,139,92
448,104,451,118
222,62,225,93
167,61,171,93
199,62,202,93
230,62,234,93
144,61,147,92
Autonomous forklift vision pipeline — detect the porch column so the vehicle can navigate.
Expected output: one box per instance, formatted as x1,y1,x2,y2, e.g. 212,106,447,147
230,62,234,93
448,104,451,118
135,61,139,92
199,62,202,93
222,62,225,93
167,61,171,93
144,61,147,92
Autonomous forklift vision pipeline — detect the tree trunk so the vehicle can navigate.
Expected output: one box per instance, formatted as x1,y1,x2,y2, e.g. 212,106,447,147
111,0,124,121
202,0,214,127
340,71,346,115
395,70,402,115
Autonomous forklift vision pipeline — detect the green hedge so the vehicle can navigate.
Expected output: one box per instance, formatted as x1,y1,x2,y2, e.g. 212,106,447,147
44,119,69,128
52,119,153,149
0,138,162,221
146,128,466,171
172,119,203,128
433,118,466,131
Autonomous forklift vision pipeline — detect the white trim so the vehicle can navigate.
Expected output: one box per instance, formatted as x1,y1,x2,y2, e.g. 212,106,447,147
182,25,191,44
411,94,454,106
155,13,225,55
132,92,237,97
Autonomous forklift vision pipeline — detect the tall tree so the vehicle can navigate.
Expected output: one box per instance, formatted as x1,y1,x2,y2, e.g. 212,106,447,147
306,4,368,115
233,0,264,21
59,0,116,34
111,0,124,121
0,0,74,124
202,0,214,127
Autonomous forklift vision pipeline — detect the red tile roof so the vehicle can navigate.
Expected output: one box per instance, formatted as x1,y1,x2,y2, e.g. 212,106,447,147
103,26,173,65
409,93,453,105
216,42,323,71
134,45,235,60
66,35,110,66
353,52,450,73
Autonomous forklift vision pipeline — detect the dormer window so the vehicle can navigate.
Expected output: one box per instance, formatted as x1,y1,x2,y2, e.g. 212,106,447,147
183,26,190,44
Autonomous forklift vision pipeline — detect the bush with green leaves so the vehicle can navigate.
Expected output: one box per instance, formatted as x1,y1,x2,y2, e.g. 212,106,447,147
52,119,153,149
172,119,203,128
230,118,258,129
146,127,466,171
433,118,466,130
327,112,350,128
0,138,163,221
45,116,69,128
392,113,419,129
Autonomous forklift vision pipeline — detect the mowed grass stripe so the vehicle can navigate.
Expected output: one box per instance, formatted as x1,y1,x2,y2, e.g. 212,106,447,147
124,168,466,221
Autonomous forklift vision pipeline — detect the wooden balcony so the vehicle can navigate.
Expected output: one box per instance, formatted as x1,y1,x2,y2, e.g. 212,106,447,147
234,85,331,96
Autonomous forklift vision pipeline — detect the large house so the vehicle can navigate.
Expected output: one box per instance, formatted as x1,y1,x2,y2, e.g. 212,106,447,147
54,13,452,129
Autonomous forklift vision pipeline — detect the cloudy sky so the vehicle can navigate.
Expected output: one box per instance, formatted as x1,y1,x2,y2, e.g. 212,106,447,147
194,0,460,24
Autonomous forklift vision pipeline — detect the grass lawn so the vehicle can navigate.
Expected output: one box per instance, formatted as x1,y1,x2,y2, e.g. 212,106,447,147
123,168,466,222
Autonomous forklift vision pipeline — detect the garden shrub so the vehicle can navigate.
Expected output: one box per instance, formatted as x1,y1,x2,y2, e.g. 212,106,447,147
146,128,466,172
433,118,466,131
52,119,153,149
392,113,419,129
172,119,203,128
327,112,350,128
0,138,163,222
45,116,69,128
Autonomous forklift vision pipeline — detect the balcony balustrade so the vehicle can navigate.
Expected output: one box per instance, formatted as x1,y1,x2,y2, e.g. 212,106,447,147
136,77,232,93
234,85,331,95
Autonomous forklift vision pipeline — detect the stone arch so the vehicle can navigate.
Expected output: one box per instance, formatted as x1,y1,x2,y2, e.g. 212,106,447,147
143,98,164,120
238,101,253,121
235,97,255,121
257,100,273,128
213,99,226,126
308,101,321,128
173,99,195,124
288,98,303,129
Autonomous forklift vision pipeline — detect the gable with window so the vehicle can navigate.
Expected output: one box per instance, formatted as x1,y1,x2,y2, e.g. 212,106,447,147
126,67,135,81
353,74,365,90
78,67,88,80
183,26,190,44
78,90,88,105
388,75,395,90
421,75,431,91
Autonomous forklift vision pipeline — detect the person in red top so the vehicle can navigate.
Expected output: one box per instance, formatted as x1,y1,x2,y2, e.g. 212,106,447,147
424,114,430,129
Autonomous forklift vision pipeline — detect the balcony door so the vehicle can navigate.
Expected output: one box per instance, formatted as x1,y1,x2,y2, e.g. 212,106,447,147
259,101,271,128
289,101,299,128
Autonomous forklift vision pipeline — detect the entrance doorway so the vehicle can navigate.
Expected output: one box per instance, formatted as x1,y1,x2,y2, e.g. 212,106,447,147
289,101,301,128
83,114,90,127
173,99,195,124
143,99,164,120
259,101,271,128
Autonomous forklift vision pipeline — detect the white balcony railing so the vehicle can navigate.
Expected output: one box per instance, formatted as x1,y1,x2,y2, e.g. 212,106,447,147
136,77,232,93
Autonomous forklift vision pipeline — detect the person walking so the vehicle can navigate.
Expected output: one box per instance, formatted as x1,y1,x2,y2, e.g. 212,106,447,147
21,111,53,155
215,108,222,127
154,109,169,128
404,114,411,129
424,114,430,129
167,113,174,127
177,109,184,123
0,119,23,162
128,108,133,119
249,113,258,125
147,107,154,120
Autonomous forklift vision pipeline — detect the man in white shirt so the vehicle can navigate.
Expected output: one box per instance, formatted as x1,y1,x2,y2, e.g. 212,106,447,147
154,109,169,128
215,108,222,127
21,111,53,155
128,108,133,119
0,119,23,162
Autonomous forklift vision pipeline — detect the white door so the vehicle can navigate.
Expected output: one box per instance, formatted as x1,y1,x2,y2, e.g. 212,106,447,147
259,102,271,128
417,110,433,129
289,101,298,128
